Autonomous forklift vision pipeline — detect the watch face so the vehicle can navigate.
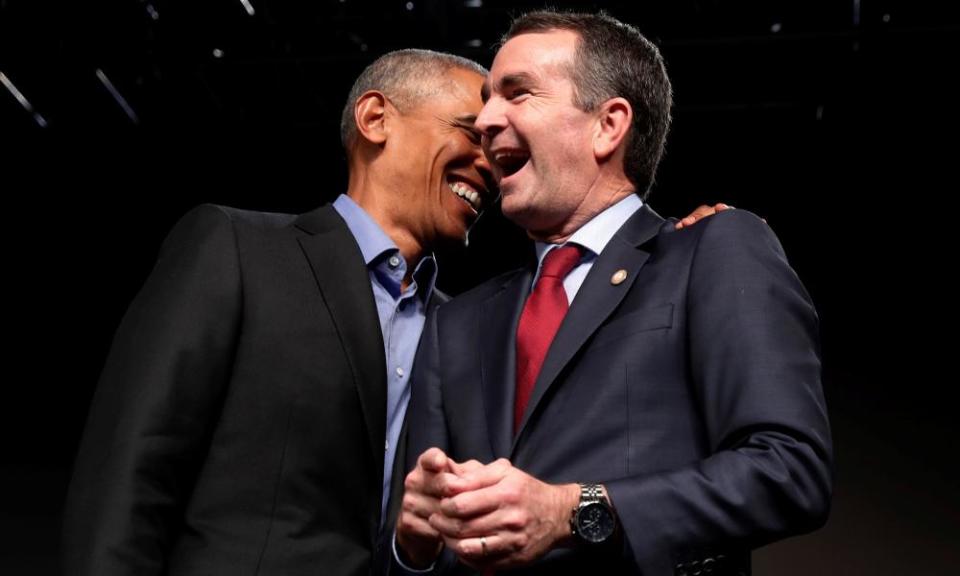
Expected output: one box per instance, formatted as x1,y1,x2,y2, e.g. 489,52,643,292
577,502,615,544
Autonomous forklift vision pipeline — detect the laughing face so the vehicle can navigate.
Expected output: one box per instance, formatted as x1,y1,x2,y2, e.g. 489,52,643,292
387,67,495,249
475,30,604,241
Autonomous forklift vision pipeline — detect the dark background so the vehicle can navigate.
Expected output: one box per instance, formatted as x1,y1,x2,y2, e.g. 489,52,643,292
2,1,958,573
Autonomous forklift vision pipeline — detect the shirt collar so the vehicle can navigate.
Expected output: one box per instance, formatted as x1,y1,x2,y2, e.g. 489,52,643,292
534,193,643,264
333,194,439,301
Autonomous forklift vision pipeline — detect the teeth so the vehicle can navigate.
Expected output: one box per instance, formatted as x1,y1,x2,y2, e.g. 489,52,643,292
492,150,531,177
449,182,481,211
494,151,529,162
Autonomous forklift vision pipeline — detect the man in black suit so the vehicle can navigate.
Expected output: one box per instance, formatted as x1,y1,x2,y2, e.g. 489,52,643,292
396,11,832,576
62,49,496,576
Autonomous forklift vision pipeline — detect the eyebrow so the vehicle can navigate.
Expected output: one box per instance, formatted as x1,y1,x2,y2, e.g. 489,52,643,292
481,72,536,103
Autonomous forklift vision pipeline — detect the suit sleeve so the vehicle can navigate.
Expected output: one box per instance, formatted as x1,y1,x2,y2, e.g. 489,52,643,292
61,205,243,576
405,305,451,474
605,210,833,573
389,304,460,575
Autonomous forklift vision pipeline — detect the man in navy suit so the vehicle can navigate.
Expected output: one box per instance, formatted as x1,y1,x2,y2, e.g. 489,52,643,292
396,10,832,576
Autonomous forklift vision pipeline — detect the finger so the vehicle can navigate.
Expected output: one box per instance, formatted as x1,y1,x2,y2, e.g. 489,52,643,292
448,458,484,476
399,512,441,540
439,483,505,519
444,468,489,498
675,214,699,230
417,447,449,473
406,468,460,501
445,458,512,494
676,203,730,229
447,533,514,566
402,488,443,520
429,506,510,539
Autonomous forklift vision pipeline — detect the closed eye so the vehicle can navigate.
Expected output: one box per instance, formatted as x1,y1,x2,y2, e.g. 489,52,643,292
447,115,482,144
505,88,531,101
454,123,482,144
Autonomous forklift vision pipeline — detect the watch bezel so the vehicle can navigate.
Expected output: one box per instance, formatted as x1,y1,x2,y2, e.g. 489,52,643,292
573,498,616,544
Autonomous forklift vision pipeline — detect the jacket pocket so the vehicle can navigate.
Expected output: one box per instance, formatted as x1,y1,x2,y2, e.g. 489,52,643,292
590,303,674,347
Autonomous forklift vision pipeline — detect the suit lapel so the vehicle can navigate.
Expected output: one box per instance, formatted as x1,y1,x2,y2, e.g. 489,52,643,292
513,205,666,449
480,269,532,459
295,206,387,481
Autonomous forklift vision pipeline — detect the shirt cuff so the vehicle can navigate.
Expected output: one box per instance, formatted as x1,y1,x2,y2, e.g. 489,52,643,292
392,529,437,574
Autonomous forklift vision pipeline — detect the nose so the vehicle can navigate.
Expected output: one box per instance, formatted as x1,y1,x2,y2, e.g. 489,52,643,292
474,146,493,187
474,96,505,138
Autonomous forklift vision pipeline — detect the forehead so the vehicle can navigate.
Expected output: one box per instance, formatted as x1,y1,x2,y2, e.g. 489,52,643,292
434,67,485,104
489,30,579,84
411,67,485,117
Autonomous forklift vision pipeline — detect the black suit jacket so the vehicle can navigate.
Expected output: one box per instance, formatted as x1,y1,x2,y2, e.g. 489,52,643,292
406,206,833,575
64,204,439,575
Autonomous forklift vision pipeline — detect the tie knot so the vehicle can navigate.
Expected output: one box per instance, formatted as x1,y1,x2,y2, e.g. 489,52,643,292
539,244,583,279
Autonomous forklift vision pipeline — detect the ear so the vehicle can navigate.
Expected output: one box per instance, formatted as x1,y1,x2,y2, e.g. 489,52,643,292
354,90,390,146
593,97,632,162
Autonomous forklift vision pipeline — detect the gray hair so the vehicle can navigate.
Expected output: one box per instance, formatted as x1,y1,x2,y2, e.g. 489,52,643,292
340,49,487,152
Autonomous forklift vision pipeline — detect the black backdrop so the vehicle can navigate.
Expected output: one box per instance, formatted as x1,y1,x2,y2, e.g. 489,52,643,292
2,1,958,573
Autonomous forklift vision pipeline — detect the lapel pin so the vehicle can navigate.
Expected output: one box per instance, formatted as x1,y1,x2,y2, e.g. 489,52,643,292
611,269,628,285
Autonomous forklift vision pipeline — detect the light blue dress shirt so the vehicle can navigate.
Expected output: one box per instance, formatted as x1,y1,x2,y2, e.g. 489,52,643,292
333,194,438,525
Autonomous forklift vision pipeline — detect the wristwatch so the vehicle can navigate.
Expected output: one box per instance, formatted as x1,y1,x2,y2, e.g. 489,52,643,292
570,483,617,545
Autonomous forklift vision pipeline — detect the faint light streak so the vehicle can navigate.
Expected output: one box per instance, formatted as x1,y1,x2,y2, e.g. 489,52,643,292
239,0,255,16
96,68,140,124
0,70,48,127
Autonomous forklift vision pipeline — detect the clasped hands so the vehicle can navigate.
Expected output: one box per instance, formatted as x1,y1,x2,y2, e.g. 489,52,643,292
395,447,580,571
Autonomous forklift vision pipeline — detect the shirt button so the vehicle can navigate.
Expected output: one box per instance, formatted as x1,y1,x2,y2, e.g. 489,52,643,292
395,367,405,378
388,255,401,268
385,440,389,451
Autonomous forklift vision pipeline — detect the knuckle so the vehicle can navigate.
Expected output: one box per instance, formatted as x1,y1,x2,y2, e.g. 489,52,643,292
514,534,528,551
457,540,472,556
505,510,527,529
445,497,461,516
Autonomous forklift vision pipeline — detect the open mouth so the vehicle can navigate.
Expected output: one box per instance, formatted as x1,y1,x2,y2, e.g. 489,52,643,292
447,177,484,213
492,149,531,179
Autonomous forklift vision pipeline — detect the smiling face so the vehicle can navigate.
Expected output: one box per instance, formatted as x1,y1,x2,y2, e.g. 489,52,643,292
475,30,603,240
387,67,495,249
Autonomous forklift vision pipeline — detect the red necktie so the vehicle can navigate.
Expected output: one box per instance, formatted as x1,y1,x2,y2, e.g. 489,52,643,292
514,244,583,433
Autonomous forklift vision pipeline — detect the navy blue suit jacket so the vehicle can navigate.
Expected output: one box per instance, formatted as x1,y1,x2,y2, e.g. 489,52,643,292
405,206,832,575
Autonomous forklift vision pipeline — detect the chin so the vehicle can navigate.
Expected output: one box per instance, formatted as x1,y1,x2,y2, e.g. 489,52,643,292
500,207,536,230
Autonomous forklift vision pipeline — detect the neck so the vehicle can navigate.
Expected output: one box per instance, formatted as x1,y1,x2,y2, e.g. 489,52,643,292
346,181,426,285
528,176,635,244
